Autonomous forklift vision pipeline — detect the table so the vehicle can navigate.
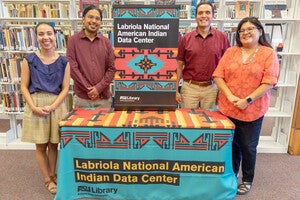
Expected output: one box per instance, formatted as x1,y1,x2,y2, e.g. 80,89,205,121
55,107,237,200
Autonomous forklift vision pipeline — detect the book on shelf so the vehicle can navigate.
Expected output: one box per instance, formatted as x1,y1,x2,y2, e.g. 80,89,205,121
1,54,25,113
235,1,250,19
190,0,216,19
58,3,69,18
79,0,100,17
179,4,191,19
0,4,9,17
1,58,9,82
56,30,67,51
0,31,4,50
77,0,113,19
222,27,238,46
264,24,284,50
2,3,69,18
1,92,24,113
8,57,22,83
100,3,112,19
0,54,22,83
111,0,124,5
155,0,175,5
2,29,11,51
190,0,199,19
264,3,288,18
225,4,235,19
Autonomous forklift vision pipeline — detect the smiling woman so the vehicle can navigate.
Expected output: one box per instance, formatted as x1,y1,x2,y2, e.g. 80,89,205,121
213,17,279,195
20,22,71,195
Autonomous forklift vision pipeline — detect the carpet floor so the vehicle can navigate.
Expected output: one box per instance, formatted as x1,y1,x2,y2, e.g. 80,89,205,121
0,150,300,200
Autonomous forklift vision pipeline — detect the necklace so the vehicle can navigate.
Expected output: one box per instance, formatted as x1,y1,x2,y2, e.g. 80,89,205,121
37,50,58,65
241,45,260,65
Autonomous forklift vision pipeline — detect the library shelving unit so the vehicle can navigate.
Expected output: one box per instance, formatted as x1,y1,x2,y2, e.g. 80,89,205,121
257,0,300,153
1,0,300,153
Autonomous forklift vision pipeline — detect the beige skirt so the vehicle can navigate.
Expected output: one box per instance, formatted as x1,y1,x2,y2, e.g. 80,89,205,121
21,92,67,144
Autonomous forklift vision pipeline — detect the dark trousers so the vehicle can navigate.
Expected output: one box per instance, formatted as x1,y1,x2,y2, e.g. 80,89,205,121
229,116,264,183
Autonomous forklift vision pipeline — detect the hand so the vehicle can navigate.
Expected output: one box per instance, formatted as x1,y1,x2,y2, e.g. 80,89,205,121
43,105,52,112
32,106,50,117
176,92,182,104
233,98,248,110
87,86,99,100
227,94,240,104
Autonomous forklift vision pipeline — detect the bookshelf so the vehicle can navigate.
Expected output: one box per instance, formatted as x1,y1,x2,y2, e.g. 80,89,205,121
1,0,300,153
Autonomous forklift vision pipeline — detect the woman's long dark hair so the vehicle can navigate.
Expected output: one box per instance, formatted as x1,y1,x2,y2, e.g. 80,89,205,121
236,17,272,48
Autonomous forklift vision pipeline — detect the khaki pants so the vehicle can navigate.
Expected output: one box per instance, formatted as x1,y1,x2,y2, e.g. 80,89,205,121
73,95,113,108
180,81,218,109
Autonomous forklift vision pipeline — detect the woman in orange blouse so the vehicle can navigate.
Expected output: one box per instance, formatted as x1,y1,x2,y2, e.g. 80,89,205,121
213,17,279,195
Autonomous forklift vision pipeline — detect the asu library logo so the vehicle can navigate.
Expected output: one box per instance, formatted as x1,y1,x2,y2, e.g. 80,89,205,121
119,95,140,102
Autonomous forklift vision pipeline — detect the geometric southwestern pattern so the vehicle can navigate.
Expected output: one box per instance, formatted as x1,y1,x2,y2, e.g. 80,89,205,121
113,5,180,110
59,107,235,150
60,107,235,129
61,131,232,151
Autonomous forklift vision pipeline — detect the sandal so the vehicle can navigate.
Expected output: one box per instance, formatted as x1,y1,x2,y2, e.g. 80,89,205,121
50,174,57,184
237,181,252,195
45,178,57,195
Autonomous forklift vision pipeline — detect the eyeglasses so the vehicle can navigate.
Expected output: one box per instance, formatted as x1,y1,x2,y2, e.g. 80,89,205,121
238,26,257,34
86,15,101,21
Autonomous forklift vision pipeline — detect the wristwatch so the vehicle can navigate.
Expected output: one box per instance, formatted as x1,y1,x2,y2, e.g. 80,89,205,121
246,96,253,104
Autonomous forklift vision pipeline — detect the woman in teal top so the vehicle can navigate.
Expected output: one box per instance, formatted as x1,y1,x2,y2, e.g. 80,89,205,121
20,22,70,195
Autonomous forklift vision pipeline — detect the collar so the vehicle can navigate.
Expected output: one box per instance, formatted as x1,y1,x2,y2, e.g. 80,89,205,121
193,27,215,38
79,29,100,39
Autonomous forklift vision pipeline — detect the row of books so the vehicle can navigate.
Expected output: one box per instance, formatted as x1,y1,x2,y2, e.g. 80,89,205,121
0,84,24,113
2,3,69,19
78,0,121,18
0,27,71,52
0,54,23,83
227,1,287,19
0,27,38,51
189,0,287,19
2,2,114,19
1,1,289,21
80,1,288,20
226,27,281,50
179,24,282,52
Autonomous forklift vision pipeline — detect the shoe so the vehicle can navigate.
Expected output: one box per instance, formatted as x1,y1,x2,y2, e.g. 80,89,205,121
45,178,57,195
50,174,57,184
237,181,252,195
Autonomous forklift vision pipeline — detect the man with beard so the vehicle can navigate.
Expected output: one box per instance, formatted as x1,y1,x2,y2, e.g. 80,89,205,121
67,5,116,108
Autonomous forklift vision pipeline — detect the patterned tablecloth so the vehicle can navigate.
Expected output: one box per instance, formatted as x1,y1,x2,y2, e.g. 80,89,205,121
55,107,237,200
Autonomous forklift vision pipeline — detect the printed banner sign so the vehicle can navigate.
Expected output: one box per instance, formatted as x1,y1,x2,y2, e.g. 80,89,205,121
113,5,179,110
55,108,237,200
